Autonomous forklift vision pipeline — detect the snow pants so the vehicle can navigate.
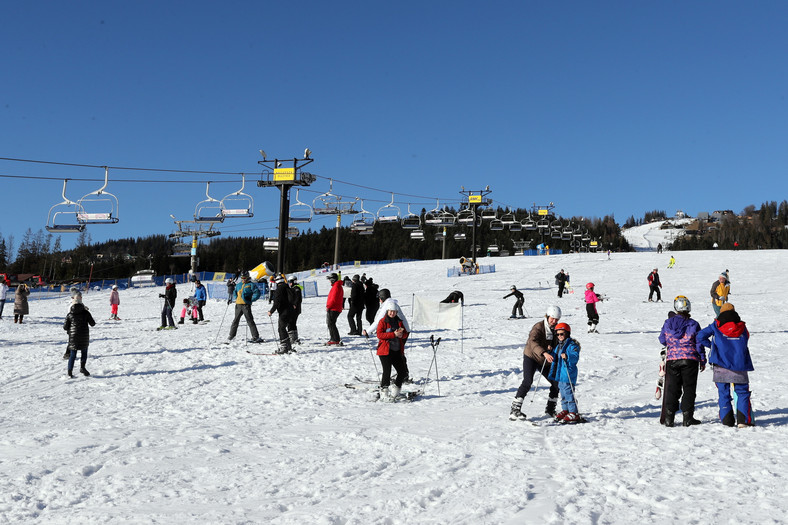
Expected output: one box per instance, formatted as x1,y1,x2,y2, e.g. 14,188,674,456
326,309,341,343
229,304,259,341
379,351,407,388
515,354,559,401
557,283,565,298
716,382,752,426
511,298,524,317
648,285,661,301
347,304,364,334
586,303,599,326
558,381,577,413
161,302,175,327
664,359,700,415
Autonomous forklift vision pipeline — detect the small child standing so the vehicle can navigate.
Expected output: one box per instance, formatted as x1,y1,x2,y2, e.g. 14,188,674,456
178,298,199,324
63,291,96,378
548,322,582,423
584,282,601,333
109,284,120,320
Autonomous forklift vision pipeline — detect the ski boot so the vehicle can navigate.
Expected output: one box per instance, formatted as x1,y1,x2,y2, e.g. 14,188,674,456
545,397,558,417
683,412,701,427
509,398,527,421
664,411,676,427
561,412,581,424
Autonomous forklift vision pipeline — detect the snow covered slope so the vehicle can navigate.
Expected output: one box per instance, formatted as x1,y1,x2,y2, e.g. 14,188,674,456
622,218,692,251
1,249,785,524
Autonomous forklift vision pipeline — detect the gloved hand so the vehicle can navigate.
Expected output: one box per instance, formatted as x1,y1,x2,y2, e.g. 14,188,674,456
699,363,706,372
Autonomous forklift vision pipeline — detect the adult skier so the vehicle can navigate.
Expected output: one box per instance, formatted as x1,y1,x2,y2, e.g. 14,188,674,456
193,279,207,322
363,277,380,325
347,274,365,336
647,268,662,302
503,285,525,318
158,278,178,330
268,274,294,354
555,269,568,298
710,273,730,317
509,305,562,421
325,273,344,345
288,276,302,346
227,272,262,343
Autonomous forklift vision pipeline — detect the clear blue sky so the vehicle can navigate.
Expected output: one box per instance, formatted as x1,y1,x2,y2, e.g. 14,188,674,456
3,2,788,256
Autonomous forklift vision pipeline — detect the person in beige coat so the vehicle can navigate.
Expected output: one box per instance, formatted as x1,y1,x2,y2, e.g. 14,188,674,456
14,283,30,323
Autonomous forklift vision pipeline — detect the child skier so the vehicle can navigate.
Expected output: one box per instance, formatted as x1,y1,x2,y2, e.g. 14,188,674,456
178,298,199,324
109,284,120,320
503,285,525,318
376,298,410,400
696,303,754,427
548,322,582,423
584,282,601,333
63,290,96,378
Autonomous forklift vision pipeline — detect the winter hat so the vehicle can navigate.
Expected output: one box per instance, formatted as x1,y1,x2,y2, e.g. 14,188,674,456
72,294,82,305
380,298,399,313
112,284,118,290
720,303,735,314
70,287,81,298
352,274,360,281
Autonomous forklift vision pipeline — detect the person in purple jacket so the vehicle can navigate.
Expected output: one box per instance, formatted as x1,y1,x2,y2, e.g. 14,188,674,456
697,303,754,428
658,295,707,427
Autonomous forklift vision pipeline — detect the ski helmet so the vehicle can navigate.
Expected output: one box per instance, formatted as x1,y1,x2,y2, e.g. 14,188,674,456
555,322,571,334
673,295,691,313
377,288,391,301
545,305,562,320
165,278,174,284
510,285,517,291
586,282,594,290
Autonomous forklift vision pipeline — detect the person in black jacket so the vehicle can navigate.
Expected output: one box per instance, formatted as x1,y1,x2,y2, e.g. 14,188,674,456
288,276,303,346
555,269,568,298
268,274,294,354
647,268,662,302
347,274,366,336
504,285,525,318
63,291,96,377
441,291,464,305
364,278,380,325
158,278,177,330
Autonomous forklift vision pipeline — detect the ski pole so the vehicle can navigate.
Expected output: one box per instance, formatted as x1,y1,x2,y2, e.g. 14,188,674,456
213,301,232,344
530,358,549,403
562,354,581,415
425,335,442,396
363,332,381,380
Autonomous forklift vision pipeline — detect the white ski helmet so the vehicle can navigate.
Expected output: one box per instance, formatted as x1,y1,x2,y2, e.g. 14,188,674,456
545,305,562,320
165,278,174,285
673,295,691,313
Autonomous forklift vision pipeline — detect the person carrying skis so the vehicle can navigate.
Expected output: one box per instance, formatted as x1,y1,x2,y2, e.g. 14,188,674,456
325,273,344,345
268,274,295,354
710,273,730,318
227,271,262,343
647,268,662,302
109,284,120,320
555,269,568,298
696,303,754,427
658,295,706,427
63,290,96,378
504,285,525,319
584,282,601,333
158,278,177,330
194,279,207,322
347,274,365,336
376,298,410,400
548,322,582,423
509,306,562,421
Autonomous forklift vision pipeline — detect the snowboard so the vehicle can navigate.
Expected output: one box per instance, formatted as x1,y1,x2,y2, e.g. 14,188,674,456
655,347,666,400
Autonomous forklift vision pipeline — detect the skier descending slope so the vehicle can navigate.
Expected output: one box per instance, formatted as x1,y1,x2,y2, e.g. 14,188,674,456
509,306,562,421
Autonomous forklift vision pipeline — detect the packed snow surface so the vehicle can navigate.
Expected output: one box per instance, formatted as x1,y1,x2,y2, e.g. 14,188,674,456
1,249,786,524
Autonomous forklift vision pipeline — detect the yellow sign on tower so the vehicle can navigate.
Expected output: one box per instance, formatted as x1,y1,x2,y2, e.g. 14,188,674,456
273,168,296,182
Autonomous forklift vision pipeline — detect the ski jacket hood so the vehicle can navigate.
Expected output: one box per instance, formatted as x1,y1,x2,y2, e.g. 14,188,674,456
697,319,753,372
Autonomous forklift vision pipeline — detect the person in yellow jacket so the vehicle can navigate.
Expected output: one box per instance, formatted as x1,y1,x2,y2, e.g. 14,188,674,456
710,273,730,317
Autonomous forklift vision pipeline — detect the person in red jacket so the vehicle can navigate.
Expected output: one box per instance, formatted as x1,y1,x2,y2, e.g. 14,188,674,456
376,299,409,399
325,273,344,345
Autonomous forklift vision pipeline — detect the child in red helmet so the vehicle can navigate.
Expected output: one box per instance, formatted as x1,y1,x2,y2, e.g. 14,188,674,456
584,282,602,333
548,322,582,423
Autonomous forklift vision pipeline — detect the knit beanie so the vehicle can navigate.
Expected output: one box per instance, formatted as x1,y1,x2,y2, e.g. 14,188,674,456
720,303,735,314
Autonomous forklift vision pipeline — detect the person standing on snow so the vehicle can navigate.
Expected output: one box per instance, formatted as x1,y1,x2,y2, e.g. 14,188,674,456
325,273,344,345
13,283,30,324
509,306,562,421
0,277,10,320
363,277,380,326
228,272,262,343
194,279,207,322
288,276,303,346
696,303,754,428
347,274,365,336
584,282,601,333
647,268,662,302
376,299,410,399
268,274,295,354
710,273,730,318
658,295,706,427
504,285,525,319
548,322,582,424
158,278,178,330
364,288,411,383
555,269,568,298
63,290,96,378
109,284,120,320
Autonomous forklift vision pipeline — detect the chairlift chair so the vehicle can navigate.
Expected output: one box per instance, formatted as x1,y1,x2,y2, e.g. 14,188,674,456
500,209,516,225
480,208,497,221
220,174,254,218
488,244,500,253
536,217,550,231
194,182,225,223
509,220,522,232
410,229,425,241
457,208,475,225
288,188,313,224
454,232,467,241
45,179,87,233
401,204,422,229
76,167,119,224
489,218,504,231
423,201,445,226
523,214,538,231
263,238,279,251
376,193,401,223
350,200,375,233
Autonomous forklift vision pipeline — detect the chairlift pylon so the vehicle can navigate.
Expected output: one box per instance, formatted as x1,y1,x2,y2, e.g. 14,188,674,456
289,188,313,224
77,167,119,224
376,193,401,223
220,173,254,218
45,179,86,233
194,182,225,223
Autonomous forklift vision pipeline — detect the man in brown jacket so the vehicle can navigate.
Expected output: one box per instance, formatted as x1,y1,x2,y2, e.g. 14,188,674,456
510,305,562,421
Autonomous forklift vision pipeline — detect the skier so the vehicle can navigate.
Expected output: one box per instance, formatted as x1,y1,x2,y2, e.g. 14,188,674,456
667,255,676,269
658,295,706,427
225,277,236,305
555,269,568,298
194,279,207,322
288,276,302,346
158,278,177,330
710,273,730,318
347,274,365,336
363,277,380,326
584,282,601,333
364,288,411,383
178,298,199,324
227,271,262,343
647,268,662,302
268,274,294,354
375,299,410,399
509,305,562,421
441,290,464,305
109,284,120,320
503,285,525,318
548,322,582,423
325,273,344,345
697,303,754,427
63,290,96,378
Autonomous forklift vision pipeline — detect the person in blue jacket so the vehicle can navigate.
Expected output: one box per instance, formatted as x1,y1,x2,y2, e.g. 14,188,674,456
548,322,582,424
658,295,706,427
228,271,262,343
193,279,207,322
697,303,754,428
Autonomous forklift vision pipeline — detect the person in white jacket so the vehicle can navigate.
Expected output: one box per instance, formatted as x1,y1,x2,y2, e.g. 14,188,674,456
0,279,9,320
